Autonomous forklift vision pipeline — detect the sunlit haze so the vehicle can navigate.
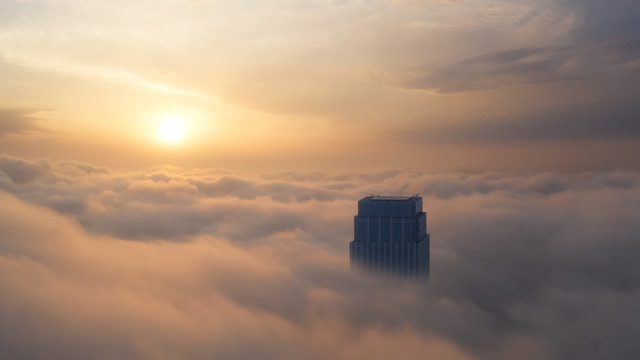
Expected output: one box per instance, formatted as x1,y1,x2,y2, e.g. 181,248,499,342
158,114,186,142
1,0,639,359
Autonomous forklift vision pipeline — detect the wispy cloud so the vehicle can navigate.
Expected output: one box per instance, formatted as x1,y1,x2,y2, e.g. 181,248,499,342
0,108,47,137
401,40,640,93
0,48,212,98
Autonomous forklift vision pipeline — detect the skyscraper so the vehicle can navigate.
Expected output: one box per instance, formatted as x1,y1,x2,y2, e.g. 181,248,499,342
350,195,430,279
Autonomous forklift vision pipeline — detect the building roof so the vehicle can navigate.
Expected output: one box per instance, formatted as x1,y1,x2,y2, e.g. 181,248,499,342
367,195,420,202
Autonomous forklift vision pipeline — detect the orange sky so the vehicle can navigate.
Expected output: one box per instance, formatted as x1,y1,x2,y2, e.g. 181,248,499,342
1,0,639,172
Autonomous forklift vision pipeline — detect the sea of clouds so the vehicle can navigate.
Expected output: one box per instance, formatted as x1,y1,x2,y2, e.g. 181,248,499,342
1,153,639,360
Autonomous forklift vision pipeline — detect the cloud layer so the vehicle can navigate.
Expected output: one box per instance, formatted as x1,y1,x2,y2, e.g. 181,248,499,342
1,153,640,359
0,109,46,137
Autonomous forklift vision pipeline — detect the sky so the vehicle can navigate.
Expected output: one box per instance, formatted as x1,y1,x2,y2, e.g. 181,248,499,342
1,0,640,359
1,0,640,171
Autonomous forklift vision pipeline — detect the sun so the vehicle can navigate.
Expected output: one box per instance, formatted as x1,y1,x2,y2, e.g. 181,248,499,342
158,115,185,142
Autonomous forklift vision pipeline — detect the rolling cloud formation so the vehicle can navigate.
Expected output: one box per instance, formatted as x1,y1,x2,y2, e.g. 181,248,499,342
1,153,639,359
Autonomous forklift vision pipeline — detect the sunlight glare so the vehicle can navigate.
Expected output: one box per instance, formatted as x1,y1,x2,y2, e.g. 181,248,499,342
158,115,185,142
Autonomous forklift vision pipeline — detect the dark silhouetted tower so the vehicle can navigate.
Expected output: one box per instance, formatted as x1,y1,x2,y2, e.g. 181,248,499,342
350,195,430,278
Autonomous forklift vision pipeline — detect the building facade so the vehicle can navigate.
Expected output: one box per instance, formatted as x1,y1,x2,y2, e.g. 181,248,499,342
349,195,430,278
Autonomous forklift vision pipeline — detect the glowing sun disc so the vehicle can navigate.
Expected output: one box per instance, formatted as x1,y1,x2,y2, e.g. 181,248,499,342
158,115,185,142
